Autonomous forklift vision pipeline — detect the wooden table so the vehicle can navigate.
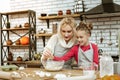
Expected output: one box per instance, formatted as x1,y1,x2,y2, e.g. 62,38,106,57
0,68,100,80
3,60,42,68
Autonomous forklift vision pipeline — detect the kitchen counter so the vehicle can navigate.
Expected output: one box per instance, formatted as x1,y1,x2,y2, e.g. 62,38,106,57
0,68,100,80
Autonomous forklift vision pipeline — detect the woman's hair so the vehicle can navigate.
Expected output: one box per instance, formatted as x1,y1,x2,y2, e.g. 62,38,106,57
76,21,93,36
58,17,77,37
60,17,77,29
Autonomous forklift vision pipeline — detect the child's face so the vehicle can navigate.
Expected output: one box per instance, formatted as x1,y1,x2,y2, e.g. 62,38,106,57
61,25,73,42
76,30,90,46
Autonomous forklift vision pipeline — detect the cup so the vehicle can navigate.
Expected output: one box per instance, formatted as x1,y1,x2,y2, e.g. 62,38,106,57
82,63,95,76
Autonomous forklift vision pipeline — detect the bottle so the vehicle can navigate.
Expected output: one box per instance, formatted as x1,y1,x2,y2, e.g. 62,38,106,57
6,22,10,28
100,52,114,77
52,23,57,34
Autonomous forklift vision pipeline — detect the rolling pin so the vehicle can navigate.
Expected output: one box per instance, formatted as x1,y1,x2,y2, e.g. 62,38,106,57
0,71,21,80
0,71,13,80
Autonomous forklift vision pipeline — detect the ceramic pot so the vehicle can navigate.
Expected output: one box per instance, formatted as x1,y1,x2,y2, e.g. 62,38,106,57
17,56,23,61
15,39,21,45
66,9,71,15
24,23,30,27
7,52,13,61
6,40,13,45
58,10,63,15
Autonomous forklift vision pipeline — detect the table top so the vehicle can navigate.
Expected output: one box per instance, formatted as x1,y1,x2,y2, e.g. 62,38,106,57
0,68,100,80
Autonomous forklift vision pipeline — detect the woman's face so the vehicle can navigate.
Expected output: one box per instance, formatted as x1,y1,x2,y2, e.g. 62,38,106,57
76,30,90,46
61,25,73,42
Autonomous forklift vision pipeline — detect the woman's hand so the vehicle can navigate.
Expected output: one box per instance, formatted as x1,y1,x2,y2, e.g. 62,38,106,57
42,48,54,60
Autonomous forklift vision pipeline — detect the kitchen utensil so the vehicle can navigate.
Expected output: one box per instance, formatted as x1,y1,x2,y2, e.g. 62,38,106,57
108,30,112,46
115,31,119,47
100,31,103,43
43,60,64,71
95,32,98,44
98,49,103,55
0,71,13,80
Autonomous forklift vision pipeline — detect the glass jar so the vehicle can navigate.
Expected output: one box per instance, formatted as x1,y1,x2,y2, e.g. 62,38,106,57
100,53,114,77
52,23,57,34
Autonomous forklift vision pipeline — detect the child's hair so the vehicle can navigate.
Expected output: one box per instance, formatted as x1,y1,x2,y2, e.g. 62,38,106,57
76,21,93,36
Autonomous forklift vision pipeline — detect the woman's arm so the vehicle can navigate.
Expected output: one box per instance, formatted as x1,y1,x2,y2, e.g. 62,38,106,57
43,35,58,53
41,35,58,61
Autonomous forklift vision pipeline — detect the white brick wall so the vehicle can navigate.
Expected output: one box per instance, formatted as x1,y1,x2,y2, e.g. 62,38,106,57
9,0,120,58
88,17,120,55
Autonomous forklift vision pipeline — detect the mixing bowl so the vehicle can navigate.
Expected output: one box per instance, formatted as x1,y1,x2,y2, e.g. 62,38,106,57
43,60,64,71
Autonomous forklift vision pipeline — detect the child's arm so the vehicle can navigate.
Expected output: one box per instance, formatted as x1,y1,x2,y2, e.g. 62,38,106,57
53,45,78,61
92,44,99,67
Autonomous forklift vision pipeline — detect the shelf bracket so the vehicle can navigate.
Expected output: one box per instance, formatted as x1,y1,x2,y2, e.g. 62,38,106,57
42,36,46,47
46,19,49,28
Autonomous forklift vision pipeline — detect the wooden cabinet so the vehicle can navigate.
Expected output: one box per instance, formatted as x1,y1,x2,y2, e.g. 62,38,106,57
0,10,36,65
37,14,81,46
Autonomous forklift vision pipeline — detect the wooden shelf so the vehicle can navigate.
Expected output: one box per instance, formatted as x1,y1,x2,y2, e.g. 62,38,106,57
4,61,26,64
3,10,35,15
4,60,42,68
35,33,53,37
4,60,41,64
25,60,41,64
3,45,29,47
1,27,29,31
35,33,54,47
38,14,81,20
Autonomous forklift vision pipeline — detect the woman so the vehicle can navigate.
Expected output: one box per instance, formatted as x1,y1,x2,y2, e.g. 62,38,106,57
43,21,99,68
41,17,77,68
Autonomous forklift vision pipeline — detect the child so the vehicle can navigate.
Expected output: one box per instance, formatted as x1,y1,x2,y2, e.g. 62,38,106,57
43,21,99,68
